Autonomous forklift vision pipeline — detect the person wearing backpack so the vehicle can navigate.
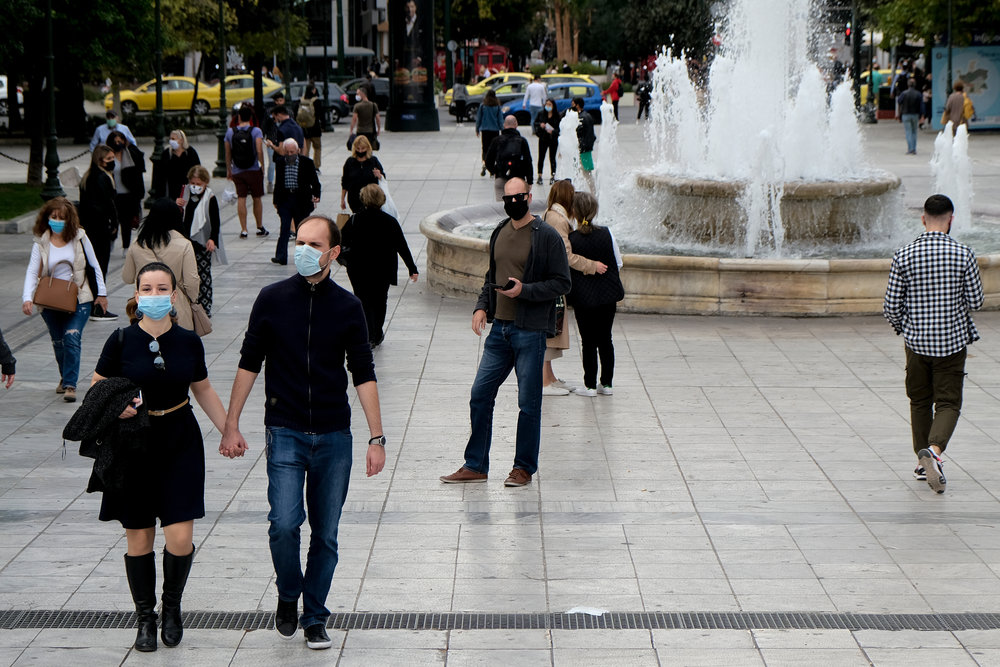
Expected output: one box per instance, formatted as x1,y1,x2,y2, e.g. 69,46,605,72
225,105,269,240
484,115,533,201
298,83,324,170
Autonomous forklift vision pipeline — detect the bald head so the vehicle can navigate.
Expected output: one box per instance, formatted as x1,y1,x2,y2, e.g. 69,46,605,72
503,115,518,129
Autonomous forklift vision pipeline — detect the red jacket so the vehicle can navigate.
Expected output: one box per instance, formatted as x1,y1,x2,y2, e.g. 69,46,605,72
603,78,622,102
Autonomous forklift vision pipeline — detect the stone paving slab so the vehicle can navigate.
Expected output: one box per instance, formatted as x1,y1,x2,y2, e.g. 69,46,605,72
0,108,999,664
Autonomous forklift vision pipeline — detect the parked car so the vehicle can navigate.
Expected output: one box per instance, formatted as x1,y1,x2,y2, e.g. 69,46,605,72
444,72,595,105
449,80,528,122
0,75,24,117
218,75,283,108
232,81,351,124
500,82,604,126
859,68,895,105
343,78,390,111
103,76,217,115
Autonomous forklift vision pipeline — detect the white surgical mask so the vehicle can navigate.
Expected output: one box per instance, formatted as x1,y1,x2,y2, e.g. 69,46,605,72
168,139,180,150
189,184,204,195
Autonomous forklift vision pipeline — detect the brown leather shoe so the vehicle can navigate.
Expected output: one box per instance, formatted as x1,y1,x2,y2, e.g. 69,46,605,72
56,380,65,394
63,387,76,403
440,467,488,484
504,468,531,487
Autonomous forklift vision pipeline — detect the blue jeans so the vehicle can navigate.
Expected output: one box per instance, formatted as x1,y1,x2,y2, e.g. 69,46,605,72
265,426,352,629
902,114,919,153
463,320,546,475
528,105,542,131
40,301,92,389
267,147,276,184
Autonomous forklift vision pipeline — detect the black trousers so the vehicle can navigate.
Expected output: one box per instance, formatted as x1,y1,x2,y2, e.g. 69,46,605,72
573,303,617,389
480,130,499,164
637,100,650,119
351,276,390,345
904,346,967,454
537,139,556,176
115,193,140,249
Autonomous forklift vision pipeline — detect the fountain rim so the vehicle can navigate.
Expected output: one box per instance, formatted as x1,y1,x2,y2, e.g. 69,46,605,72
635,172,903,200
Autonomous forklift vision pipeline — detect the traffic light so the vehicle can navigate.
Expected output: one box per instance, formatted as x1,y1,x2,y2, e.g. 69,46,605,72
844,22,851,45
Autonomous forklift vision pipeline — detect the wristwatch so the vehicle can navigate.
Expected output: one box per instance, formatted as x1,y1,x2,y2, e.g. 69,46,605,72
368,435,386,446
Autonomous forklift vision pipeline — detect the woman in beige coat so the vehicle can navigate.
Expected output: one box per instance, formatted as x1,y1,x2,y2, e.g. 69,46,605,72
122,199,200,331
541,180,607,396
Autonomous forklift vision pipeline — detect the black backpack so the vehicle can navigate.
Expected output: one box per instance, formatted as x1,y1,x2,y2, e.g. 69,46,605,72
231,126,256,169
494,135,524,179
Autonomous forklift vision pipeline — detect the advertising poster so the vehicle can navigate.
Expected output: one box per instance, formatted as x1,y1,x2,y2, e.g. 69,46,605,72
386,0,440,131
931,46,1000,130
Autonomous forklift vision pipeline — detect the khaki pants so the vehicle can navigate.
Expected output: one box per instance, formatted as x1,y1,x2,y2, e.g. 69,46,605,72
305,136,322,169
904,346,967,454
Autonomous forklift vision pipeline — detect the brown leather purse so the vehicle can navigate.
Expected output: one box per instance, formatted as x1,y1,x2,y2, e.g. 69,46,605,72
33,259,79,313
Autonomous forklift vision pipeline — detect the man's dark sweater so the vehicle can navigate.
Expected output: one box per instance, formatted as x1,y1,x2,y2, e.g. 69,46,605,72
239,274,376,433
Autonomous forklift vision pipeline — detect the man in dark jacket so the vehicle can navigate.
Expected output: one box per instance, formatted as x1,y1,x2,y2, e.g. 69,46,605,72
484,115,533,202
271,138,321,265
896,78,923,155
221,215,386,650
440,177,571,488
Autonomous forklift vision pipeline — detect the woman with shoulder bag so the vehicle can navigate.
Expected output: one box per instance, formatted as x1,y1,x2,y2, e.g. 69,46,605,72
90,261,228,652
176,165,226,319
80,145,121,320
123,199,200,332
21,198,109,403
107,129,146,250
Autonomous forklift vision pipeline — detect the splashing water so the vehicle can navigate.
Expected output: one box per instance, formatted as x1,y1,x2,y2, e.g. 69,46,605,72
930,122,974,233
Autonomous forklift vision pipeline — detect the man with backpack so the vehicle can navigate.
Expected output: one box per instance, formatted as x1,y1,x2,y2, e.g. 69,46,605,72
225,105,269,239
298,84,324,170
484,115,533,201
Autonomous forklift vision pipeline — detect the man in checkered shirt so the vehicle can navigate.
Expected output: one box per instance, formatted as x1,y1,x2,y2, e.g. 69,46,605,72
883,194,984,494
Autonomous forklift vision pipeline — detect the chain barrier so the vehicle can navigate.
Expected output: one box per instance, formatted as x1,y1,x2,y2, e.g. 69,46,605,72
0,148,90,165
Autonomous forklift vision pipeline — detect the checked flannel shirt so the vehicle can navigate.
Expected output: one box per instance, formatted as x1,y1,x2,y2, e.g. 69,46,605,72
883,231,984,357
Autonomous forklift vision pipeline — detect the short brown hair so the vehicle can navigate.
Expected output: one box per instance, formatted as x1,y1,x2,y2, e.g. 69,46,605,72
547,179,575,214
953,81,965,92
187,165,211,183
298,214,342,248
359,183,386,209
33,197,81,242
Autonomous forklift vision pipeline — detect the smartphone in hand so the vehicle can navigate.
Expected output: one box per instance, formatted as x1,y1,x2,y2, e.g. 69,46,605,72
488,279,516,291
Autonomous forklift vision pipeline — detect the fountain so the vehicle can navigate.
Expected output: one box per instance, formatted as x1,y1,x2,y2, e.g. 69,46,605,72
421,0,1000,315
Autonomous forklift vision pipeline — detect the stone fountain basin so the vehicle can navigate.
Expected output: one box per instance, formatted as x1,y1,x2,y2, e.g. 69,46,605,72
421,204,1000,316
635,173,904,244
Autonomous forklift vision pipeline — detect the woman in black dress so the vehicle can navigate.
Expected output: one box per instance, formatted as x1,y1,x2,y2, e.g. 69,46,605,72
90,262,227,652
339,183,418,347
340,134,384,213
152,129,201,200
79,145,120,320
176,165,226,316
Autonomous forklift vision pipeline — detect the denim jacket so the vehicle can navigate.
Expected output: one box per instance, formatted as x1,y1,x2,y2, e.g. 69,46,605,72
475,215,571,336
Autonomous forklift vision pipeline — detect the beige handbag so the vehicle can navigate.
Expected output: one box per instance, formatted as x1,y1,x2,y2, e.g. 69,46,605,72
189,302,212,336
33,260,79,313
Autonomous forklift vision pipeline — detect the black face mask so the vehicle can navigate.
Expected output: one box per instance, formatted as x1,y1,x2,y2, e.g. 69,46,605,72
503,198,530,220
356,151,367,158
285,155,297,165
114,142,126,152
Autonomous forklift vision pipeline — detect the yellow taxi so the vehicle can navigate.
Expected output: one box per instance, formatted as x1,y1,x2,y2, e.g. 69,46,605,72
104,76,217,115
860,68,894,105
218,75,284,107
445,72,596,104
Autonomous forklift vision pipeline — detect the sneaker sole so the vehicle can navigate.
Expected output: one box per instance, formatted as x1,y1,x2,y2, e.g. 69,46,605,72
275,625,297,641
918,450,946,494
306,640,333,649
440,476,487,484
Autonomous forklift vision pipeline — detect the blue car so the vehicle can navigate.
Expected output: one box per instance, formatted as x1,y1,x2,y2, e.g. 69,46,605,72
500,82,604,127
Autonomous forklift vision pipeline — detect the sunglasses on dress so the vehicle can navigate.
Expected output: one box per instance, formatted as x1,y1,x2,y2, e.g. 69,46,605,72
149,340,165,371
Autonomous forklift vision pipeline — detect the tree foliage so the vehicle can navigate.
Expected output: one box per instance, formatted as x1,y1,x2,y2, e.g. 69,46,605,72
619,0,714,60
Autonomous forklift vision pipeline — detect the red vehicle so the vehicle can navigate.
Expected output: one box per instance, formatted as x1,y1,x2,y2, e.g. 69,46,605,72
473,44,512,78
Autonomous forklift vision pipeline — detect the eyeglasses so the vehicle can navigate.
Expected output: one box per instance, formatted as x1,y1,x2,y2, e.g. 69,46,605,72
149,340,165,371
501,193,529,204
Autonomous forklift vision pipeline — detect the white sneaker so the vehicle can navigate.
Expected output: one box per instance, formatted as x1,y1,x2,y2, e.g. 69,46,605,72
597,385,613,395
542,384,570,396
550,378,568,389
571,386,597,397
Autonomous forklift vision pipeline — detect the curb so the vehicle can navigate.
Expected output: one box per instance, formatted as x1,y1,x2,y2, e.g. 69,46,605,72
0,210,37,234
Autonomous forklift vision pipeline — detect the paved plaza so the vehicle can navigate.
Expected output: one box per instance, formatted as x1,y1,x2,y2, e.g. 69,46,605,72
1,110,1000,665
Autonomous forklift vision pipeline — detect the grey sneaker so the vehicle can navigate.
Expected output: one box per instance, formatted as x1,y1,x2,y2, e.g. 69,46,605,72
917,449,946,494
597,385,614,395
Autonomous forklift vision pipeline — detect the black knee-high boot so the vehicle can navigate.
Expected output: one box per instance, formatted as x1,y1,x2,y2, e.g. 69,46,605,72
160,545,195,647
124,552,158,652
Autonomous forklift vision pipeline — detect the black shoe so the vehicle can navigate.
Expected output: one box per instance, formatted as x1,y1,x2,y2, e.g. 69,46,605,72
257,228,270,237
270,257,287,265
304,623,332,650
90,308,119,322
275,598,298,640
160,546,194,647
480,166,486,177
124,553,158,652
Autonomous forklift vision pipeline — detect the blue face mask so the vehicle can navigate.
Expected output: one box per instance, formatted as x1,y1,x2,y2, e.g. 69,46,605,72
137,294,173,320
48,219,65,234
294,245,330,278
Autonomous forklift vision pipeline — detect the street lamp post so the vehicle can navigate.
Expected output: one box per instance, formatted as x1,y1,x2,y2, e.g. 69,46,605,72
40,0,65,201
147,0,166,205
213,0,228,178
946,0,954,93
